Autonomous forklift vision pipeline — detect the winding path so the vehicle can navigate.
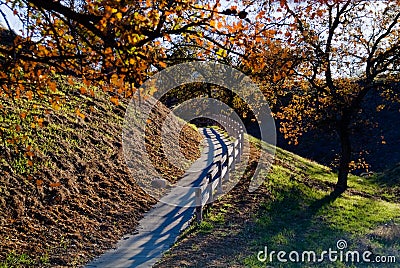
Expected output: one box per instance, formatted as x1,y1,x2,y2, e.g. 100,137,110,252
86,128,233,268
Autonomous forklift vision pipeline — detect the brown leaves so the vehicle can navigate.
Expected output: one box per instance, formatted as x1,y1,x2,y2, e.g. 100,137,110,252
25,150,35,158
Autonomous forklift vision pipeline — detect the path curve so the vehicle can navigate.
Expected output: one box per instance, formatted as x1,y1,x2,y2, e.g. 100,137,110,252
86,128,233,268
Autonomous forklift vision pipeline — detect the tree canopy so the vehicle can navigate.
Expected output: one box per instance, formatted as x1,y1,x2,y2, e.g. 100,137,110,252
1,0,400,193
268,0,400,192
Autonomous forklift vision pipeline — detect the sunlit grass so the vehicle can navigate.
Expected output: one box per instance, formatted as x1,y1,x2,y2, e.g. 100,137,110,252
241,138,400,267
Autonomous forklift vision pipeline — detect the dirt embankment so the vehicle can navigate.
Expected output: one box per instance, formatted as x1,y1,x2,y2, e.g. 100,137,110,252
0,89,202,266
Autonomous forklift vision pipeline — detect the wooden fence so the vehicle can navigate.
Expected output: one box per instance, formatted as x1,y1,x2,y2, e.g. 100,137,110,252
195,115,244,222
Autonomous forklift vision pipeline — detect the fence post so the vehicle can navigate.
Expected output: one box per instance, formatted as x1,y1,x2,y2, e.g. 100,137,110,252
231,142,236,171
237,132,241,163
217,161,223,194
207,173,213,203
224,149,230,182
195,188,202,223
240,128,244,155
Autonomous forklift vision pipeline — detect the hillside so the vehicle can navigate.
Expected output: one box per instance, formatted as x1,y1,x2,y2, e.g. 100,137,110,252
0,81,202,266
1,80,398,267
155,135,400,267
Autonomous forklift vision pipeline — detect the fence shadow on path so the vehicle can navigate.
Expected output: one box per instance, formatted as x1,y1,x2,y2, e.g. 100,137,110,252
86,128,234,268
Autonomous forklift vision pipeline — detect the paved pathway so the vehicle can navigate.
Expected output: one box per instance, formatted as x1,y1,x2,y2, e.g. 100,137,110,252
86,128,231,268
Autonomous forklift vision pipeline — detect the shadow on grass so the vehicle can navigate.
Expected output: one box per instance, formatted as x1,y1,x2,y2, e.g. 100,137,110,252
248,186,347,257
370,163,400,187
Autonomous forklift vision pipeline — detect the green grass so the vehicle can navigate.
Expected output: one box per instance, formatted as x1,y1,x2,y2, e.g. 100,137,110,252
198,221,215,234
240,137,400,267
0,252,35,268
0,250,50,267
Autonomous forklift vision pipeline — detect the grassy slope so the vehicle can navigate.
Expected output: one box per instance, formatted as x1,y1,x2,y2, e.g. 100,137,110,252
155,135,400,268
0,80,202,267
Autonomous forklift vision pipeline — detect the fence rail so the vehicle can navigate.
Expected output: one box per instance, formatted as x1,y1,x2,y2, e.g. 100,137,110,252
195,115,244,223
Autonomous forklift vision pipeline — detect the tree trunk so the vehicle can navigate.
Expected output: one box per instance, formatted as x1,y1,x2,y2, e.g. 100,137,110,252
336,115,351,193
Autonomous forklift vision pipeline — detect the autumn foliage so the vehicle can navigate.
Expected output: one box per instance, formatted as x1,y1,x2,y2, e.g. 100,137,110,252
0,0,399,219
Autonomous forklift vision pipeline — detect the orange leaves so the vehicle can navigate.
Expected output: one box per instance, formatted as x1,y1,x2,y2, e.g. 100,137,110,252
36,117,44,128
0,0,246,109
50,95,62,111
158,61,167,68
49,182,61,188
82,78,91,87
210,20,216,28
48,81,57,92
110,96,119,106
24,145,36,167
76,109,86,119
349,158,370,172
272,71,286,83
316,9,324,17
25,151,35,157
24,146,35,158
80,87,87,95
110,74,124,88
6,138,16,145
67,76,75,86
26,91,33,100
105,47,113,55
256,10,266,20
164,35,172,42
266,29,277,36
51,101,61,111
103,5,119,20
20,112,27,119
31,116,45,128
